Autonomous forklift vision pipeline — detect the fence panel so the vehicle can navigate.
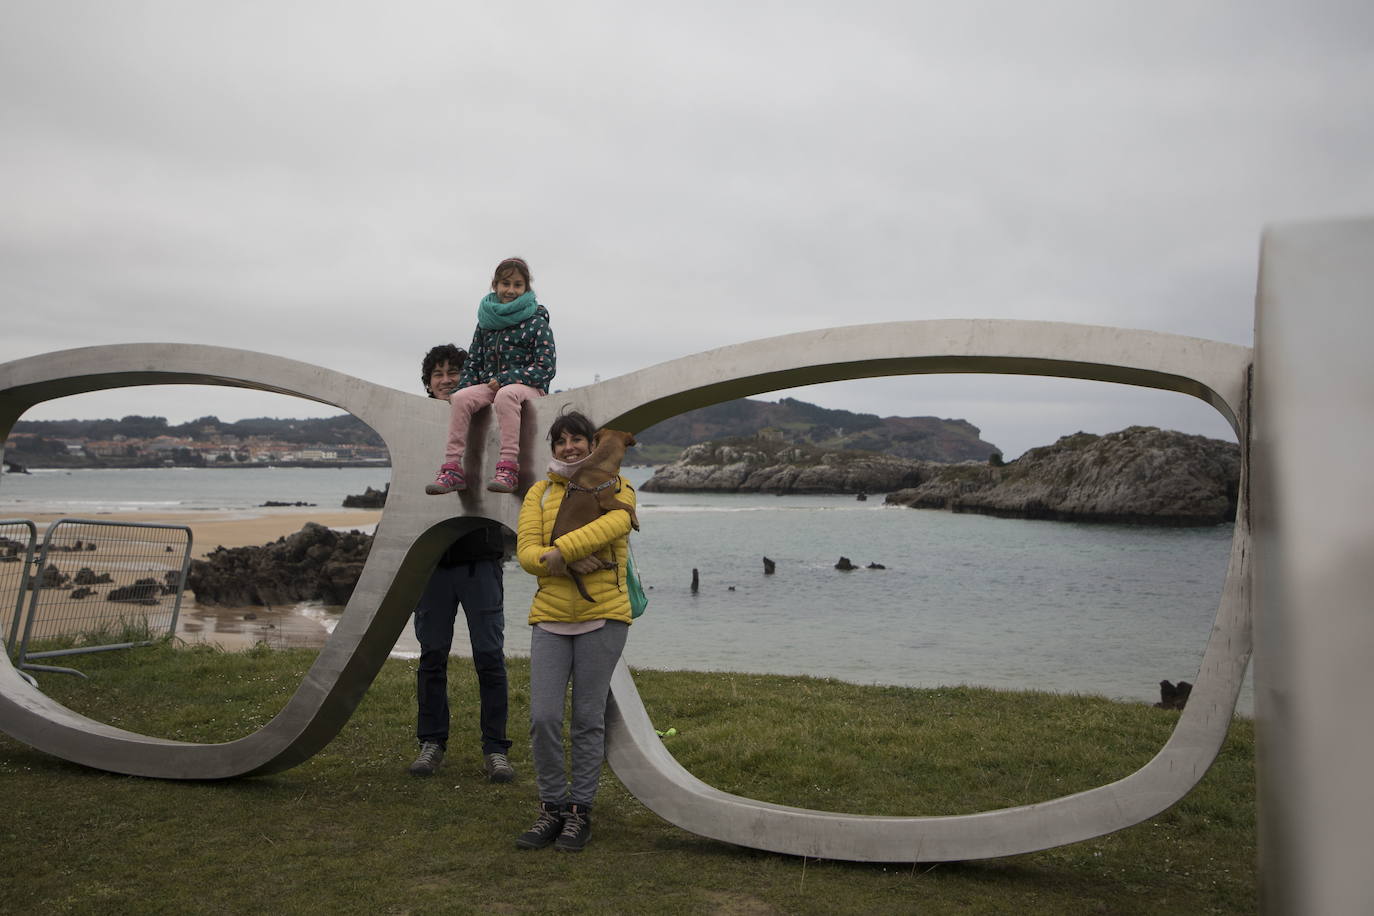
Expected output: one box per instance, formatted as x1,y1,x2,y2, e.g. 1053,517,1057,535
1,519,38,656
17,519,192,675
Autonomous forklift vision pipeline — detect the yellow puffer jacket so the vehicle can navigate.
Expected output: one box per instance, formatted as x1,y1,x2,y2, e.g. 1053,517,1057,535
516,474,636,625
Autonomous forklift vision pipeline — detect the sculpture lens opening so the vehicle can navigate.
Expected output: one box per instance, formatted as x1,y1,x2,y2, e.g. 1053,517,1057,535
607,375,1242,815
2,386,391,740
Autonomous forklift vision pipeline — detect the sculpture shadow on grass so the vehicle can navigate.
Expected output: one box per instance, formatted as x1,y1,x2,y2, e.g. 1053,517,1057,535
0,319,1251,862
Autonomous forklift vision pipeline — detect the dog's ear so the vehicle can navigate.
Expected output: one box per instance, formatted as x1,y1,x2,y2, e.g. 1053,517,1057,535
591,428,604,449
626,433,637,448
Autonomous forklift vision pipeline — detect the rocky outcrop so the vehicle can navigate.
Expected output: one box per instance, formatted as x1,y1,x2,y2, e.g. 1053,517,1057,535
884,426,1239,526
641,439,929,494
108,578,164,605
343,484,388,508
187,522,373,607
72,567,114,585
1156,679,1193,710
0,537,27,562
27,563,69,589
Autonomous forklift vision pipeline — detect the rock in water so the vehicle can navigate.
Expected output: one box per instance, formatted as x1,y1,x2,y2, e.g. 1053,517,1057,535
343,484,389,508
762,556,775,575
835,556,856,571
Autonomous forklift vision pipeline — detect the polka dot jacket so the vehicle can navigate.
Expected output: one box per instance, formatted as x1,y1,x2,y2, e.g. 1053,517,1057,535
457,304,557,392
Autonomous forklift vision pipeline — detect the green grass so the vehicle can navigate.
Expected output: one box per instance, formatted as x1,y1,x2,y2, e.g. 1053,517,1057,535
1,643,1255,914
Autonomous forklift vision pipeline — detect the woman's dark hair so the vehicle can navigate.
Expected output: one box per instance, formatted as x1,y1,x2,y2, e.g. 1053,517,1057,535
491,256,533,291
547,409,596,450
421,343,465,393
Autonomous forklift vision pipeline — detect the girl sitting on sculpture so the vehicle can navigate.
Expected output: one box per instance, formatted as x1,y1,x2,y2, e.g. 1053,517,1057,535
425,256,556,495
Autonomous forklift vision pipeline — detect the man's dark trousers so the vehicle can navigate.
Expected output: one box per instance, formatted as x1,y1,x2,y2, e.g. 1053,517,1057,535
414,556,512,755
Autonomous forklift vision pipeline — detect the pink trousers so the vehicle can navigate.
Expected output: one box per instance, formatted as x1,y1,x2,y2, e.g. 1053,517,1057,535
444,382,542,466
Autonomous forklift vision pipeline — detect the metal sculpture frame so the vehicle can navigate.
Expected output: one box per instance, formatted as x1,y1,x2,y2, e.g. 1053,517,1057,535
0,318,1251,862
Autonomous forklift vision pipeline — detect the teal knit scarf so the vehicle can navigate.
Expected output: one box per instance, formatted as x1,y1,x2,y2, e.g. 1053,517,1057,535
477,291,539,330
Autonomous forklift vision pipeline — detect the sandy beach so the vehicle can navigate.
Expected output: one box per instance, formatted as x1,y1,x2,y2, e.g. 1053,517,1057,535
8,508,386,654
22,508,383,559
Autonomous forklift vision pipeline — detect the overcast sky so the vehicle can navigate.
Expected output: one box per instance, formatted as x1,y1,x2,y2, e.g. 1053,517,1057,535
3,2,1371,458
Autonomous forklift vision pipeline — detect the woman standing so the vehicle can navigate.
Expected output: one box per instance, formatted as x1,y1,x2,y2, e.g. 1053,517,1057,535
514,410,636,853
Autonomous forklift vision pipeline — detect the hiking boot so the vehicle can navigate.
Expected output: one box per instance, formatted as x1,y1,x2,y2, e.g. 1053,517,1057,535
554,803,592,852
407,741,444,777
487,460,519,493
425,463,465,495
484,752,515,783
515,801,564,850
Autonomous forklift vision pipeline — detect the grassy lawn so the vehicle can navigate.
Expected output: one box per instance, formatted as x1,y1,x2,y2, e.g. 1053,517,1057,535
1,643,1255,915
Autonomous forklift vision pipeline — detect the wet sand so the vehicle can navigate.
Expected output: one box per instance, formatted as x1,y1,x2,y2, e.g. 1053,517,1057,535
175,602,340,652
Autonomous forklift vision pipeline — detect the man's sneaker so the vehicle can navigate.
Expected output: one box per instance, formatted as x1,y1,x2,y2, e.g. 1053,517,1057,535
487,460,519,493
515,801,564,850
554,803,592,852
408,741,444,777
484,752,515,783
425,463,465,495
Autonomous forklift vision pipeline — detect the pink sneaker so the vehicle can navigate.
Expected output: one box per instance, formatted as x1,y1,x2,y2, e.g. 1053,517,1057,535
487,460,519,493
425,463,465,494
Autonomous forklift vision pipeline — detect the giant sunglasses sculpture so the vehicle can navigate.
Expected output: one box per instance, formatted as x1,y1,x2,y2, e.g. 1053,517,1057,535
12,216,1317,873
0,320,1250,862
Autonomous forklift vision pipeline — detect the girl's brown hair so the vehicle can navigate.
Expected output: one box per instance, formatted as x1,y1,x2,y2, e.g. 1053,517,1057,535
491,256,533,291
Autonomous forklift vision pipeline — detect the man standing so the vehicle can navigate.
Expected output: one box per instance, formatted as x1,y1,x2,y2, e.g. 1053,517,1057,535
409,343,515,782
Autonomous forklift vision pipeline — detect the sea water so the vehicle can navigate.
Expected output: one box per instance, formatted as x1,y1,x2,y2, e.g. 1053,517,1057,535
0,465,1246,713
0,465,393,515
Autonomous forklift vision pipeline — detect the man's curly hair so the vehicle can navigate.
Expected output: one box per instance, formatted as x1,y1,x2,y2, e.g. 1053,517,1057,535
421,344,466,395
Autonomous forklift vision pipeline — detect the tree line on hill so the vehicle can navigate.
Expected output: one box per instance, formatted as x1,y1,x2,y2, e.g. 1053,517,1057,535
10,414,385,447
633,397,997,463
7,398,999,468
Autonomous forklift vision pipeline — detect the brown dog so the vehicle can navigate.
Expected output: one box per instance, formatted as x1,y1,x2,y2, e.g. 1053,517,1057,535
550,428,639,602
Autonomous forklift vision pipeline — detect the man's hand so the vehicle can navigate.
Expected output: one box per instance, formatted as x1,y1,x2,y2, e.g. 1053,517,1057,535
540,547,567,576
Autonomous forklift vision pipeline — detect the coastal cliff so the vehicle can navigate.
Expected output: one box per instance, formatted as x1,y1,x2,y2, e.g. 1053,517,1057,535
640,438,928,494
884,426,1239,526
643,426,1240,526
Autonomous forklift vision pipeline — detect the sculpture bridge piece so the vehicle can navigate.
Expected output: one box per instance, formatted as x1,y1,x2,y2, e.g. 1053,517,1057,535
0,217,1365,895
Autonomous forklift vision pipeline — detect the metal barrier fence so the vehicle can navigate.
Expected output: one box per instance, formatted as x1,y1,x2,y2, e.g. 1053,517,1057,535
1,519,38,657
15,519,192,677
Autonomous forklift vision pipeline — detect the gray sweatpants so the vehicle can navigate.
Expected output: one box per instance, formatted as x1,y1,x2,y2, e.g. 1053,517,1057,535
528,621,629,807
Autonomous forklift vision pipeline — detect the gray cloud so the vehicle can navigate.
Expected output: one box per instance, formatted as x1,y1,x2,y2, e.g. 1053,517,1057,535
3,2,1372,457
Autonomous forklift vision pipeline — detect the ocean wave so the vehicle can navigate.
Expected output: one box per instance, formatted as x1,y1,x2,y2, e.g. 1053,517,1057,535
0,498,186,512
295,602,340,634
